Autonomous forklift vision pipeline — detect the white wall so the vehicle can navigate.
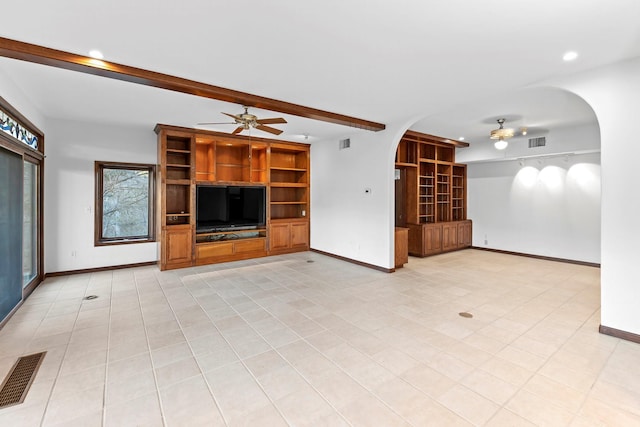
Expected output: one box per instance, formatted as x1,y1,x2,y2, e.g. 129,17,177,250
468,152,601,263
310,123,407,270
310,115,604,270
0,69,47,134
545,57,640,336
44,120,158,273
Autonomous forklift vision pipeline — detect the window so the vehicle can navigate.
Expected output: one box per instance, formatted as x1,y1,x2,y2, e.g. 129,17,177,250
0,106,39,150
95,161,156,245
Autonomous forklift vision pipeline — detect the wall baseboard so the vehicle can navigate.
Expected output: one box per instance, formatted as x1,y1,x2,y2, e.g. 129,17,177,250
470,246,600,268
45,261,158,278
310,248,394,273
599,325,640,345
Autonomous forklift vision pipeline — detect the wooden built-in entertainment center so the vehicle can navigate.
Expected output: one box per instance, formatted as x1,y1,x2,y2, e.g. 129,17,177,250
395,130,472,257
156,124,310,270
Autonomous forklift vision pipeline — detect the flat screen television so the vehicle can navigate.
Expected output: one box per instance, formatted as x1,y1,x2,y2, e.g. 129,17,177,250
196,185,266,233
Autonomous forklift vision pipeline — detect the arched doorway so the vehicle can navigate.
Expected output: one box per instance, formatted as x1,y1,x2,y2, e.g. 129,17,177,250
394,87,601,264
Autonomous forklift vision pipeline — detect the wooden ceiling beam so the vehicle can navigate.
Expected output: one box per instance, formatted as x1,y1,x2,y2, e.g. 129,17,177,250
403,130,469,147
0,37,386,132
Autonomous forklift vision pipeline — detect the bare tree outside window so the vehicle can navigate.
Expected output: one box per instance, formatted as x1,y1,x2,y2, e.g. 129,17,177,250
95,162,155,245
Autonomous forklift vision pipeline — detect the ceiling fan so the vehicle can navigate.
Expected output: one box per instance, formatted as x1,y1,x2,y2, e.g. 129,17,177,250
490,118,526,149
198,106,287,135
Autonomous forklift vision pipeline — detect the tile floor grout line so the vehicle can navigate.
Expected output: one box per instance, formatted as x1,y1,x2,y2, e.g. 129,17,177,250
12,275,68,427
37,274,92,426
1,250,635,426
191,259,353,426
153,267,231,427
133,268,170,427
101,270,115,427
190,264,298,426
561,311,621,425
205,258,431,426
467,269,604,425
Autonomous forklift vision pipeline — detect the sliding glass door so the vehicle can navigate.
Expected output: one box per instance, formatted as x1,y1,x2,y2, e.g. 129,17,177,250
0,146,23,321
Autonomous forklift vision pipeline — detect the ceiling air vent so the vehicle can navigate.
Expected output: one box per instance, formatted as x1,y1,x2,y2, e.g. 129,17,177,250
339,138,351,150
528,137,546,148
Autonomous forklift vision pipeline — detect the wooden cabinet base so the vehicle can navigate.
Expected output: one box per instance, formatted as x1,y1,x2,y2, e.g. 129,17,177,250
196,238,268,265
161,226,194,270
395,227,409,268
408,220,472,257
269,219,309,255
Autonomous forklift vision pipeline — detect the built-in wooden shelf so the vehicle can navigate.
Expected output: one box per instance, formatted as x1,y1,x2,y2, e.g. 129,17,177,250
156,124,310,270
395,130,471,257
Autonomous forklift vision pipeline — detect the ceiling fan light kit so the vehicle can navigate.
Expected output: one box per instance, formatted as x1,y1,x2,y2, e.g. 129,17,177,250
490,118,515,140
494,137,508,150
491,118,514,150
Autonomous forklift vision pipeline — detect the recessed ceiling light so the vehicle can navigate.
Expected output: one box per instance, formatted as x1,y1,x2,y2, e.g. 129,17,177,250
563,51,578,62
89,50,104,60
458,137,465,141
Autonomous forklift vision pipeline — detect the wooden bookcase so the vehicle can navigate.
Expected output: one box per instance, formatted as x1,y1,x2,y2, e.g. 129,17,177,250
268,142,310,254
195,137,268,184
156,124,310,270
395,130,471,257
156,128,195,269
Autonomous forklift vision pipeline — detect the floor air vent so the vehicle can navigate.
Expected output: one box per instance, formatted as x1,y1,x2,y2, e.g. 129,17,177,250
0,352,46,409
528,137,546,148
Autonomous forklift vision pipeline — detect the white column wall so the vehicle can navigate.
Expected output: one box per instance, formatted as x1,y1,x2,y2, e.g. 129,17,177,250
310,124,407,270
546,57,640,335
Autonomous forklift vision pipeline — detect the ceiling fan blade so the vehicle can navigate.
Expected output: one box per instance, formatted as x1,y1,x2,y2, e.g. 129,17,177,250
197,122,236,125
231,126,245,135
256,117,287,125
222,112,242,121
255,124,283,135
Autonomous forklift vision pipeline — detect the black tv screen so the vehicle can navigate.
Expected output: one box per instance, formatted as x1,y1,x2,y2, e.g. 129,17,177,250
196,185,266,233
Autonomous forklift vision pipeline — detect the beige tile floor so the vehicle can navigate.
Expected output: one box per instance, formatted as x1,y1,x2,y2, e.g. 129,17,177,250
0,249,639,426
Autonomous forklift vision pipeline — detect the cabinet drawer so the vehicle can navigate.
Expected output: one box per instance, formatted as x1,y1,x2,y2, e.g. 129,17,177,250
235,239,266,253
197,242,234,258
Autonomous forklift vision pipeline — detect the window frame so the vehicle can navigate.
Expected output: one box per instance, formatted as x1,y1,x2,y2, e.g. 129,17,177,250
95,161,156,246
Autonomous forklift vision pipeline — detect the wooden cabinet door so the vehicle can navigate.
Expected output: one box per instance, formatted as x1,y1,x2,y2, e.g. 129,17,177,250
457,222,466,248
441,223,457,252
165,227,192,265
463,220,472,247
269,223,291,251
424,224,442,255
290,222,309,249
407,224,424,256
394,227,409,267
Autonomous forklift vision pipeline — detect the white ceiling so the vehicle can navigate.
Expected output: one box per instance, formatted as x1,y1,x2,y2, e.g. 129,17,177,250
2,0,639,148
411,86,598,146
